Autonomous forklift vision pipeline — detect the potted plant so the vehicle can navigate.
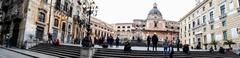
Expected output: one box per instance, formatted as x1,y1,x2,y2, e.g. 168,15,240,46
210,40,218,50
203,43,208,50
223,39,236,51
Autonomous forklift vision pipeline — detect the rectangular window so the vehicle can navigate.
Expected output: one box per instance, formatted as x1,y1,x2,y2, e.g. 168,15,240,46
127,26,130,28
44,0,48,3
210,11,214,21
62,22,66,31
223,31,227,40
197,19,200,25
220,5,226,15
202,6,205,11
222,20,227,27
54,19,59,27
211,25,214,30
192,22,195,27
204,35,207,43
185,26,186,31
189,24,191,29
211,33,215,41
204,27,206,32
203,15,206,23
38,12,45,22
239,0,240,7
55,0,61,10
117,26,120,28
36,26,44,41
122,26,125,28
64,2,68,11
209,2,212,7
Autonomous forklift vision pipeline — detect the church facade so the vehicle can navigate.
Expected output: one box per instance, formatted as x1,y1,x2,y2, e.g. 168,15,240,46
115,3,179,41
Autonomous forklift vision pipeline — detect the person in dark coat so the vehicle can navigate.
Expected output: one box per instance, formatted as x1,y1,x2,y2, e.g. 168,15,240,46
48,33,52,44
98,37,103,45
183,44,189,54
168,41,174,58
115,36,120,48
210,46,214,53
219,47,225,54
82,36,92,47
176,37,180,51
152,34,158,51
147,35,151,51
109,36,114,47
124,41,132,52
107,36,110,46
94,37,98,45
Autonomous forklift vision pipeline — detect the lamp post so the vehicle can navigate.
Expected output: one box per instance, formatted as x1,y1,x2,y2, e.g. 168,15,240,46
82,0,98,47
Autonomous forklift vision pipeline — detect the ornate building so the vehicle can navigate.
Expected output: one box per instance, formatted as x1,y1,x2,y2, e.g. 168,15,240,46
115,3,179,41
0,0,98,48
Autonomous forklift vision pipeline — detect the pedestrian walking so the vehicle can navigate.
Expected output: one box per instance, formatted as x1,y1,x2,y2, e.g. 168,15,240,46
176,37,180,51
107,36,114,47
163,39,169,55
147,35,151,51
107,36,111,46
115,36,120,48
5,34,10,48
48,33,52,44
152,34,158,51
168,41,174,58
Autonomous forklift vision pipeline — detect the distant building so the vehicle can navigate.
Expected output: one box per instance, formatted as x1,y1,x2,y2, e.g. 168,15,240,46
115,3,179,41
114,23,133,40
91,17,115,42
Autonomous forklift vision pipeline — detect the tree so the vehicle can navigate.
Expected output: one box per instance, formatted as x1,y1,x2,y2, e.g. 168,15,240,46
223,39,236,48
210,40,218,50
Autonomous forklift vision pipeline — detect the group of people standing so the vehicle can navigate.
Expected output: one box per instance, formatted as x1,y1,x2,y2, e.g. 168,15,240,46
91,36,120,48
147,34,178,58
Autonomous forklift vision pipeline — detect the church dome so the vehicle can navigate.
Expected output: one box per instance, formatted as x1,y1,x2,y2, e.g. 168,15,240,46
148,3,162,16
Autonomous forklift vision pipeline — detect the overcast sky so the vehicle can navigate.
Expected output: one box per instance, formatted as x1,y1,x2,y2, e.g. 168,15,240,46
94,0,197,24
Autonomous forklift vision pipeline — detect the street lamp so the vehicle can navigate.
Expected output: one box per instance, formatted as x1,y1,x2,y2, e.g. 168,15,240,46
82,0,98,47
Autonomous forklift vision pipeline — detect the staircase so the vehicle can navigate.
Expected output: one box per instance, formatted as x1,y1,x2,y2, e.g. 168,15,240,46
29,43,81,58
29,43,239,58
93,48,239,58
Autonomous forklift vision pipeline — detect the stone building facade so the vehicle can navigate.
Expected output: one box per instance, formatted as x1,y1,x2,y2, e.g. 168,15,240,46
0,0,100,48
114,23,133,41
115,3,179,41
91,17,115,42
179,0,240,49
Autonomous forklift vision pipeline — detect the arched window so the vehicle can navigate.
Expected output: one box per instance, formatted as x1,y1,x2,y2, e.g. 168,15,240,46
171,27,174,29
38,12,45,22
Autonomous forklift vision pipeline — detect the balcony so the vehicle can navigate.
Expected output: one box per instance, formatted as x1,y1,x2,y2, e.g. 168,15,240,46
219,13,227,19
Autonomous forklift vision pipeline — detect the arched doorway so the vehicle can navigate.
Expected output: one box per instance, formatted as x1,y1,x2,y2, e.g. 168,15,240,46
11,19,21,47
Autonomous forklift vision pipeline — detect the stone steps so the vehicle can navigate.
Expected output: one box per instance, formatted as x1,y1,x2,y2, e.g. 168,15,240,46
93,48,239,58
29,43,81,58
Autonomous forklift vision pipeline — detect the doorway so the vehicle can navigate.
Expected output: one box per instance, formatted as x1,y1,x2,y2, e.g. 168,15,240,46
11,19,21,47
